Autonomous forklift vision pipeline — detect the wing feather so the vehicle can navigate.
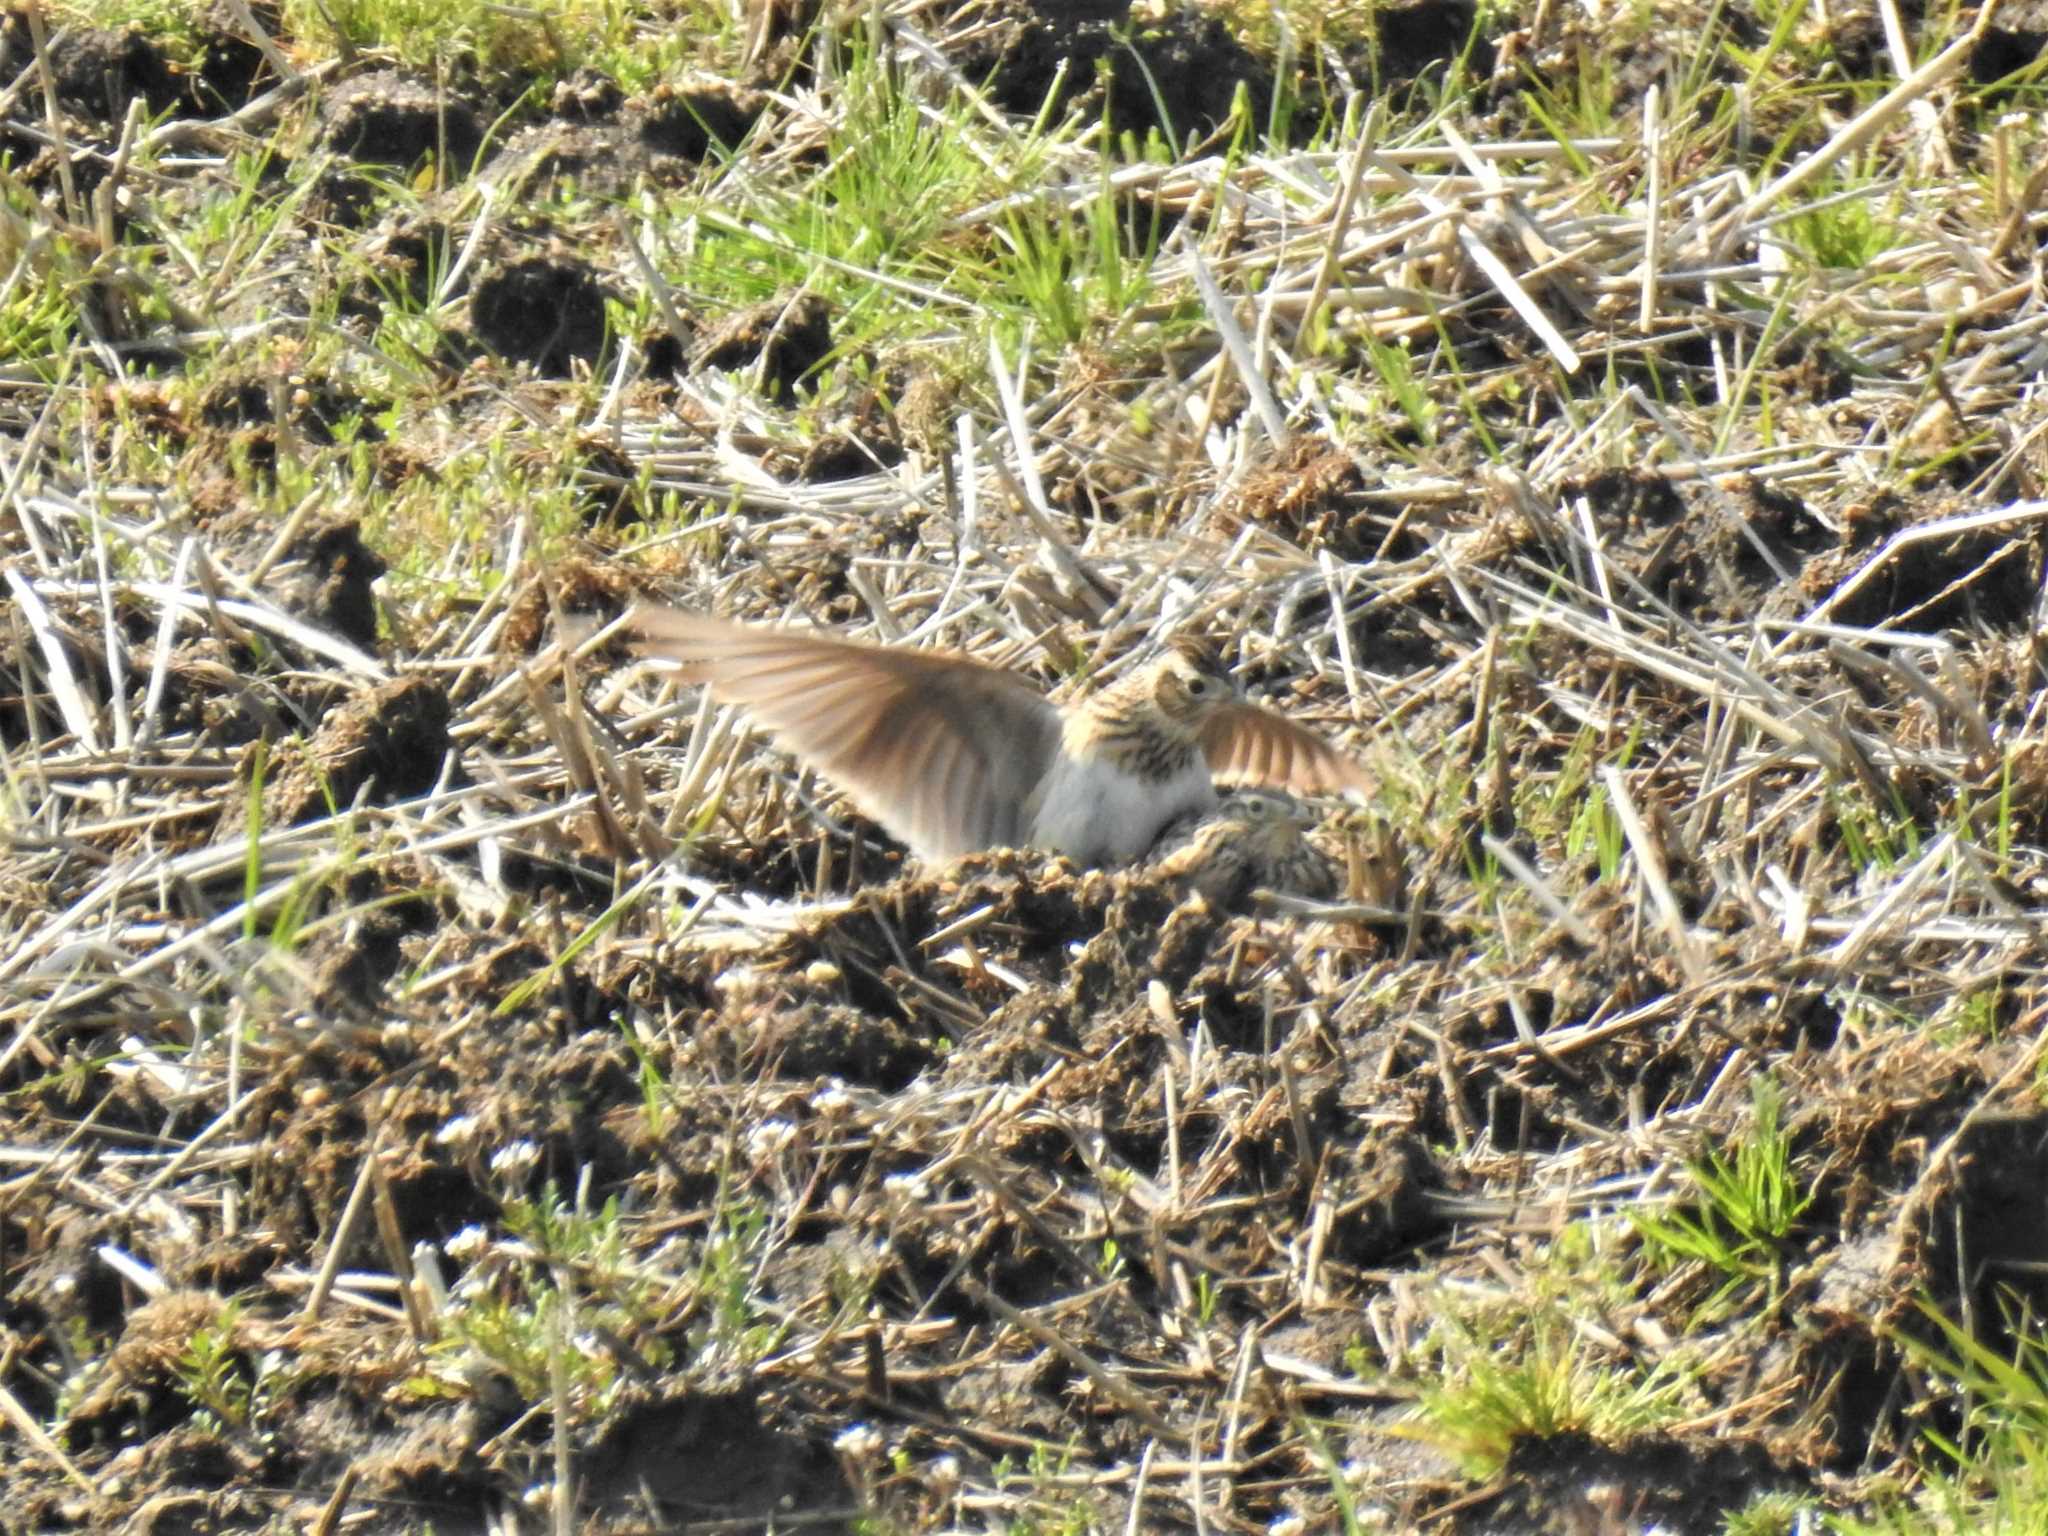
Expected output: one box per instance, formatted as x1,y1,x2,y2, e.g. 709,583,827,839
629,606,1063,859
1199,700,1373,798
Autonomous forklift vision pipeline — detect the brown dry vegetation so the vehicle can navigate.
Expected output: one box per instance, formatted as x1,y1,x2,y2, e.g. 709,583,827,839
4,0,2048,1532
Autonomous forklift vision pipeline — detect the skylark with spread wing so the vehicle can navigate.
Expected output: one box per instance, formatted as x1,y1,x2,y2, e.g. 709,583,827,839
629,606,1371,866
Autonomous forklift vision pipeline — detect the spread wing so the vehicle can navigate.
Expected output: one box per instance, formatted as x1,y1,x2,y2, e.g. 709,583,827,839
628,606,1063,860
1199,701,1374,798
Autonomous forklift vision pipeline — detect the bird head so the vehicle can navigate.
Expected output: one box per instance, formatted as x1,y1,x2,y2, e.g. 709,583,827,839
1146,641,1237,732
1219,790,1317,827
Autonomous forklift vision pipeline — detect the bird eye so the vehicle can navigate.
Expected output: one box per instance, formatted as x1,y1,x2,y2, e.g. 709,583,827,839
1186,676,1210,697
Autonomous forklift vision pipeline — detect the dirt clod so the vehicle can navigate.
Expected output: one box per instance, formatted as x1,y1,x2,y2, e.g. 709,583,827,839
635,80,765,160
40,26,184,122
695,292,834,402
261,673,452,824
470,253,614,375
322,71,485,168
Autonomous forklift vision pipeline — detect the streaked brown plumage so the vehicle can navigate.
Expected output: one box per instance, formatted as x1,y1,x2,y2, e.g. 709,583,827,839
629,605,1372,865
1150,790,1338,905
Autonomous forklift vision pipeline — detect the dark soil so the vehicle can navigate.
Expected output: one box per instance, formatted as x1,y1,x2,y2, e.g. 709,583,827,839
0,2,2040,1532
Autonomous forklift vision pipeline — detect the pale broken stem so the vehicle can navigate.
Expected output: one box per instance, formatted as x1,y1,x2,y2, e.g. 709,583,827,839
1730,0,2000,232
1804,500,2048,626
1189,247,1292,449
6,566,102,753
223,0,300,81
1640,83,1663,334
1824,830,1956,977
1367,149,1583,374
1602,765,1706,984
1480,833,1600,948
1296,99,1382,342
0,1379,94,1495
988,336,1114,616
305,1144,380,1324
958,1274,1177,1437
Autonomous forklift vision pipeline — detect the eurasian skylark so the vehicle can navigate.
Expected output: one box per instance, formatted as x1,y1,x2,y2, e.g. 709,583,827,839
1150,790,1338,905
630,606,1371,866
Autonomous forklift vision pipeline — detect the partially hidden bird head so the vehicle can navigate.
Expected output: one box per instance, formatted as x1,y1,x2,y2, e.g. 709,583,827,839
1219,789,1318,828
1212,792,1320,861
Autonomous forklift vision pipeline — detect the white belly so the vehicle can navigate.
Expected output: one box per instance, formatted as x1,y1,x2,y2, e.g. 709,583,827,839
1026,752,1217,865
